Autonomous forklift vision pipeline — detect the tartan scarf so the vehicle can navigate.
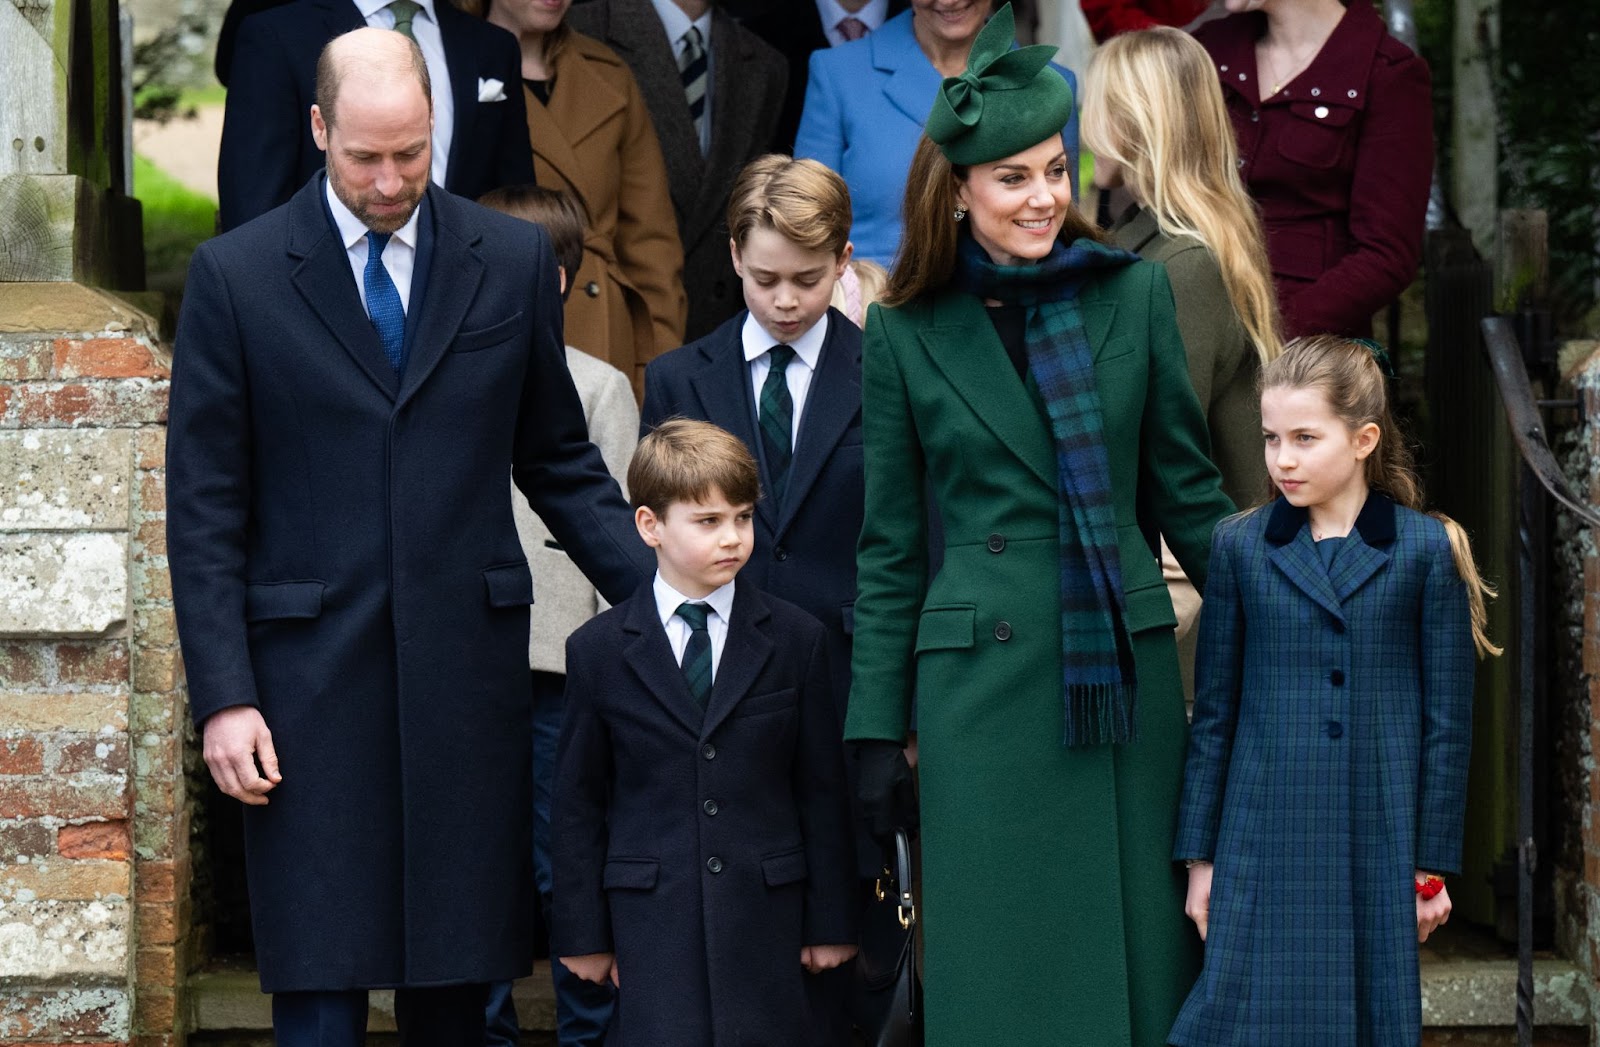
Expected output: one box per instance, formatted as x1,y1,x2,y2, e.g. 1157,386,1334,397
954,234,1141,746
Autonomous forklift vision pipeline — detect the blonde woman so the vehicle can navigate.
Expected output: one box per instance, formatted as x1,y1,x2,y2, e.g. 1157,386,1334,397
1083,26,1281,509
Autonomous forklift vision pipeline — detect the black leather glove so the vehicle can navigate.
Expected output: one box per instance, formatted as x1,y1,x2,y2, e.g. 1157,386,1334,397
853,740,919,846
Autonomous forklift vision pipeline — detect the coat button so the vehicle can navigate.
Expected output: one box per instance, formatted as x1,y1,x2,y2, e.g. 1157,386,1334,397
986,533,1006,553
994,621,1012,641
1310,87,1321,97
1250,110,1260,123
706,857,723,874
1330,669,1345,685
1237,157,1246,169
1327,721,1344,739
775,546,790,562
703,799,719,816
701,743,716,760
1314,105,1330,119
584,281,600,298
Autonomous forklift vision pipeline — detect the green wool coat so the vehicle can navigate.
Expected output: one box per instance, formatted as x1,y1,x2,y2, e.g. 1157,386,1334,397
846,259,1236,1046
1112,206,1267,508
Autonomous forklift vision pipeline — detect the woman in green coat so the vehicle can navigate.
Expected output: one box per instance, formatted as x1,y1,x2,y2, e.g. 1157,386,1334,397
846,7,1237,1044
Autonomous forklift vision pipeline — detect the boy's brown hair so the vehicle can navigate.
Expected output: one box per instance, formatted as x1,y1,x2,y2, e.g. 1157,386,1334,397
629,419,760,515
727,154,853,258
477,184,588,295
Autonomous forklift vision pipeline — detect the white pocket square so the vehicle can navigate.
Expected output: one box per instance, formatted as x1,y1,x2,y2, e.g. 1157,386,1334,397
478,77,507,103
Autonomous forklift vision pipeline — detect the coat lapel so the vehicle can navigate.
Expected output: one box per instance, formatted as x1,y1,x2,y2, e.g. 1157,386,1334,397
919,293,1056,490
534,45,626,219
436,1,482,183
777,310,860,538
396,187,485,407
601,0,701,218
1263,498,1344,622
1329,492,1397,602
689,322,776,532
875,15,939,127
700,583,774,739
693,12,764,242
621,583,707,737
287,179,400,401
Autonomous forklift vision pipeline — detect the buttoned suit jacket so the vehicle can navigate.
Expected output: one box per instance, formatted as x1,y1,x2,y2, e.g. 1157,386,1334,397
167,177,651,991
568,0,788,341
527,30,687,396
552,581,856,1047
1171,495,1474,1045
217,0,536,231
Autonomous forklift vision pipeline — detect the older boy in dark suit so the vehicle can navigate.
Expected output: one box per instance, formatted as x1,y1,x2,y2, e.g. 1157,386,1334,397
552,420,857,1047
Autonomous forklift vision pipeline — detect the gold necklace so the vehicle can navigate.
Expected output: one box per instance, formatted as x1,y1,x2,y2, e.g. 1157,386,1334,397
1261,39,1320,96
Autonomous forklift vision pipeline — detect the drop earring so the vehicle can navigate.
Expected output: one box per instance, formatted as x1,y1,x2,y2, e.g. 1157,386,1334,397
953,206,967,221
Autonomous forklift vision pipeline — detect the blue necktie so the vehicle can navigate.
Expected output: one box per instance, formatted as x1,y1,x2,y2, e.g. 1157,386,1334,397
676,602,713,709
364,231,406,373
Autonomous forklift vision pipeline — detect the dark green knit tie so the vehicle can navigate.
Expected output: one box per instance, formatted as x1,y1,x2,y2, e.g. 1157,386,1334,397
387,0,421,39
676,602,712,709
759,344,796,507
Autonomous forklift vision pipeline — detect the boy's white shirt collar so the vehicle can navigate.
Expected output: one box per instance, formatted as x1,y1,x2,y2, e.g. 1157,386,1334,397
740,311,828,369
653,572,736,679
653,572,736,626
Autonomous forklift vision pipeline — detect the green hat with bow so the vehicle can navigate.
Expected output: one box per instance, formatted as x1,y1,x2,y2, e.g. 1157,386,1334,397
924,3,1074,167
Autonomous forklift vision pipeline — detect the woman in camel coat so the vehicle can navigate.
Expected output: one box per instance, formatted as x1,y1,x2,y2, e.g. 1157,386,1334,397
477,0,688,394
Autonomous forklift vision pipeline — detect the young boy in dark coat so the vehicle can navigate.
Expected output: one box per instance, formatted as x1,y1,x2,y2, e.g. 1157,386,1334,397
552,419,858,1047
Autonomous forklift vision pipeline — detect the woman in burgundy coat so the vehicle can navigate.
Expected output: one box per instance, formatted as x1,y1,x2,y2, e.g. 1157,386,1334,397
1195,0,1432,339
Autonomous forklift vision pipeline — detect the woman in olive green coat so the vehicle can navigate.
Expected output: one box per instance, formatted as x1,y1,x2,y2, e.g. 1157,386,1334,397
846,8,1235,1044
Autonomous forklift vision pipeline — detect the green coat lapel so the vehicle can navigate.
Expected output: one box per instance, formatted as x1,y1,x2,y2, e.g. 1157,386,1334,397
917,289,1120,491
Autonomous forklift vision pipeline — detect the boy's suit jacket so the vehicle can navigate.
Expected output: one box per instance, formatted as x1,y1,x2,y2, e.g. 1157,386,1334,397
217,0,536,231
568,0,788,341
639,308,863,722
553,581,856,1047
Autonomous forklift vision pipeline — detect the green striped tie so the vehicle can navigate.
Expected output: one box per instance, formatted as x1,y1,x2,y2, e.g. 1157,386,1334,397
387,0,421,39
759,344,796,509
676,602,713,709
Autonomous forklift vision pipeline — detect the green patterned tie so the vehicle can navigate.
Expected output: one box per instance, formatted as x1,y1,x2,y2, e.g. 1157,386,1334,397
676,602,713,709
758,344,796,509
387,0,421,39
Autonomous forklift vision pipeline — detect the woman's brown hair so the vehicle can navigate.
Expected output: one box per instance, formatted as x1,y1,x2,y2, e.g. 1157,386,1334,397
883,135,1102,308
1262,335,1501,656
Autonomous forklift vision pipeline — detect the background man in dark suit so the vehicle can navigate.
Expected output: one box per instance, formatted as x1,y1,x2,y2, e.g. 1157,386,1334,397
568,0,786,341
727,0,909,153
168,29,648,1046
216,0,535,231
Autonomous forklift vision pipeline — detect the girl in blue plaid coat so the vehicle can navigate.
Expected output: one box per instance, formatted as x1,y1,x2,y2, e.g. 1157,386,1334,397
1171,335,1499,1046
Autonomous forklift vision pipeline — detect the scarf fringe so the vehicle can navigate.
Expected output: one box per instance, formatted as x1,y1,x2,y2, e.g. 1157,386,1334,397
1062,681,1138,748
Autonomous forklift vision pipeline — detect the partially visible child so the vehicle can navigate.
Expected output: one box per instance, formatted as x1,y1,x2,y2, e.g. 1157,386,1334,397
478,184,636,1047
552,419,858,1047
829,258,888,329
1171,335,1499,1046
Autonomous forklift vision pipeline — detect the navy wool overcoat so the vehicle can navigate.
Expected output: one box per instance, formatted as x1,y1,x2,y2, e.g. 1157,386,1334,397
552,582,857,1047
167,178,650,992
1171,494,1475,1045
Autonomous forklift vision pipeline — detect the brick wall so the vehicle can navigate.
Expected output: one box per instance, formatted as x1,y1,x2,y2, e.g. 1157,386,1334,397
0,284,186,1046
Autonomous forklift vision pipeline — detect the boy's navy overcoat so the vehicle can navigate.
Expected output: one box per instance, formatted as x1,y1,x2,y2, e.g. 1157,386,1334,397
552,582,857,1047
1171,495,1475,1045
167,178,650,992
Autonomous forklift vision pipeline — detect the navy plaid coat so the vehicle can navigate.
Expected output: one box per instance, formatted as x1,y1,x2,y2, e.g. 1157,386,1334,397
1171,494,1475,1046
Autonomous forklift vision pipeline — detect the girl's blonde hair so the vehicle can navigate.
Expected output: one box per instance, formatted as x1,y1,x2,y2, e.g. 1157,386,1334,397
727,155,853,258
1262,336,1501,657
830,259,889,326
884,135,1102,307
1080,27,1282,365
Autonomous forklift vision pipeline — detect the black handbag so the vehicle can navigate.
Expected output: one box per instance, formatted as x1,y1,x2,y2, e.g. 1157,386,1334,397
851,828,923,1047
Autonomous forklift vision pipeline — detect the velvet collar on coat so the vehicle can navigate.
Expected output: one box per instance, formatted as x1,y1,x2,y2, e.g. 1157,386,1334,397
1265,489,1397,547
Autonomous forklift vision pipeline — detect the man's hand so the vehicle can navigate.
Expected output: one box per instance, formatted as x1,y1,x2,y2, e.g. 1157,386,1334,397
202,705,282,805
1185,861,1213,942
560,953,618,986
801,943,859,973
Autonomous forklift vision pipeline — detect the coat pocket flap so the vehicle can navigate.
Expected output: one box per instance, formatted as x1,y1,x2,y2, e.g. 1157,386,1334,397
761,849,808,887
483,561,535,608
914,606,975,652
1123,582,1179,634
602,858,659,890
451,312,523,353
244,580,326,622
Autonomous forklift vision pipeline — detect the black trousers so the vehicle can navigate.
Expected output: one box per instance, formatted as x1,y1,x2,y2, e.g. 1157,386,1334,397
273,983,490,1046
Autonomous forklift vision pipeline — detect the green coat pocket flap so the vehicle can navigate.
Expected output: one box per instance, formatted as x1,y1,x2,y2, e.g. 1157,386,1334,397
602,858,659,890
915,606,976,652
761,848,808,887
1123,582,1179,633
244,580,325,622
483,561,535,608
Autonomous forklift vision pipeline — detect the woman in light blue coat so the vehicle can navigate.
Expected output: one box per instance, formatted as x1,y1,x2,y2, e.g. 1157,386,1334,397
796,1,1079,266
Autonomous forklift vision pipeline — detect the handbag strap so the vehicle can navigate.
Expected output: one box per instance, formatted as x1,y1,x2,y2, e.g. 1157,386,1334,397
894,827,915,930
